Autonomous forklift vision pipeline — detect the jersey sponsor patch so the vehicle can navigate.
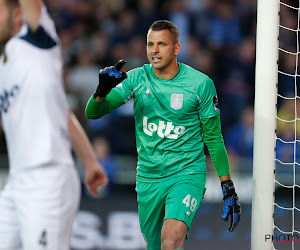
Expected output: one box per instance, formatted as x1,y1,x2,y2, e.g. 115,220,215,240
213,95,219,111
170,94,183,110
143,116,185,139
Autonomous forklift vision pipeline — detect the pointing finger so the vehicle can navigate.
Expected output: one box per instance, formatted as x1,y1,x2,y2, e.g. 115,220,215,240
114,59,127,71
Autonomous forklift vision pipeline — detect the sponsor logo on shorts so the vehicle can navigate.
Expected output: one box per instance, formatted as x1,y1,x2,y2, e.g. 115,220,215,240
185,211,191,218
143,116,185,139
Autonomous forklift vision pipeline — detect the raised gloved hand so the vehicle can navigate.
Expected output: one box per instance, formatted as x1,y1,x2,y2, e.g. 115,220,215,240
221,180,241,232
93,59,127,98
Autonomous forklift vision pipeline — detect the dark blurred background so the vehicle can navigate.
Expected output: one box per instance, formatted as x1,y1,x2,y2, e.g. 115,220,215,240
0,0,299,249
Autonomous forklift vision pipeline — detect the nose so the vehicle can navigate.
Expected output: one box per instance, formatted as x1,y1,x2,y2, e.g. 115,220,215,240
153,44,159,53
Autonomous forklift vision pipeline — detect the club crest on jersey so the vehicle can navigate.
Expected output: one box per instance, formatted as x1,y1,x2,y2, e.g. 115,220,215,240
170,94,183,110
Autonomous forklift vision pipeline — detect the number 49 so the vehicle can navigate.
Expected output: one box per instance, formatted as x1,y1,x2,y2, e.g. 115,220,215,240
182,194,198,212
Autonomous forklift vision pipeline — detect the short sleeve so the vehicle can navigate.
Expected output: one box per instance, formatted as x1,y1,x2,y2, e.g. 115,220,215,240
198,77,220,119
19,6,59,48
39,6,60,42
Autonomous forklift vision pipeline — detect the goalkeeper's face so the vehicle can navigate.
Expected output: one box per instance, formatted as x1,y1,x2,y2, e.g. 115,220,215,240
147,29,180,72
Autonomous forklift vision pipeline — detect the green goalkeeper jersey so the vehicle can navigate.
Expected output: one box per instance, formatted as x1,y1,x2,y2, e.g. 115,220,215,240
112,63,220,181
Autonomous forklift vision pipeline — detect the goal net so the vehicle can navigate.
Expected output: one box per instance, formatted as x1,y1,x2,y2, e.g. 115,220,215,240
274,0,300,249
252,0,300,249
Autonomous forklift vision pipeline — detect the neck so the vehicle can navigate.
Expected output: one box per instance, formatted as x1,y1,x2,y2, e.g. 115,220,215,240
153,61,179,80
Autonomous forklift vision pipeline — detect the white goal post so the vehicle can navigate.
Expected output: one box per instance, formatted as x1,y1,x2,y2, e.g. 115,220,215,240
251,0,279,249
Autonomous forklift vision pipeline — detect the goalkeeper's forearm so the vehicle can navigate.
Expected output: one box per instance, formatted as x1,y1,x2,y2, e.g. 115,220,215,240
202,115,231,176
85,90,125,119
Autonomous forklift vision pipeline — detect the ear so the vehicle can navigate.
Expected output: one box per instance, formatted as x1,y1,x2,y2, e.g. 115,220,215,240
13,7,23,27
174,43,181,56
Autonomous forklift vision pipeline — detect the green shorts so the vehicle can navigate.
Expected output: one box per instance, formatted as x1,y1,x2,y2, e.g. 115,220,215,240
136,173,206,250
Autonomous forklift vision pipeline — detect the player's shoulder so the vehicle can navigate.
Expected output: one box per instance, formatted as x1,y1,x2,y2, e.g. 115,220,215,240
128,64,151,73
15,5,59,50
181,63,214,84
126,64,151,78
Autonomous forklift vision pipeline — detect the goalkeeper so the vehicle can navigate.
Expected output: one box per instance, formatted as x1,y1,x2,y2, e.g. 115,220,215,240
86,20,241,250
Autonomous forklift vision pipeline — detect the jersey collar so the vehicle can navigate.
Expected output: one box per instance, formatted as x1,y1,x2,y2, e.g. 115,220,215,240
150,63,183,82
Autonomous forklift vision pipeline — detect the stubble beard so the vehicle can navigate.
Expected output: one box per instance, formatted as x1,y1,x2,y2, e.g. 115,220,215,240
152,54,175,72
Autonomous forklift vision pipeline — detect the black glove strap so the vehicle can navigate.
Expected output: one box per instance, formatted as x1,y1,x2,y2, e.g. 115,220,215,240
221,180,237,199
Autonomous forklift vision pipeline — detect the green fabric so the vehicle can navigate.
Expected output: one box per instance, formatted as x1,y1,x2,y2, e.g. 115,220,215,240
85,90,125,119
112,63,219,181
201,115,230,176
136,174,206,249
85,63,229,179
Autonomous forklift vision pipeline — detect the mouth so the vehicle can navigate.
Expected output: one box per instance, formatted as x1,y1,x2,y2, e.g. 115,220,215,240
152,57,162,63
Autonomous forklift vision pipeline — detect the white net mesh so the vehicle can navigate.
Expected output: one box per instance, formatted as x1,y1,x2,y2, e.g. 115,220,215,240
274,0,300,249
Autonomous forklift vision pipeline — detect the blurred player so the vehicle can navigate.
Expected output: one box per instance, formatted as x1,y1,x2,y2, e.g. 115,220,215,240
0,0,108,249
86,20,241,250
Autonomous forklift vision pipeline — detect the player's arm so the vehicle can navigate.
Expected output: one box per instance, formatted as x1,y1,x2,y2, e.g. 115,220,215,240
18,0,43,31
85,90,125,119
85,59,128,119
201,115,241,232
68,111,108,196
201,115,230,177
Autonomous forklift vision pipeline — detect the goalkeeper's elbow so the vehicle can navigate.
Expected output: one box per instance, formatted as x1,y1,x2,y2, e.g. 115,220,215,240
85,95,106,119
85,107,102,119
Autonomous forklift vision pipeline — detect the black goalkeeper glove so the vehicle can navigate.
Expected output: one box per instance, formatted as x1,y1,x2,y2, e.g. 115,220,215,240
221,180,241,232
93,59,127,98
